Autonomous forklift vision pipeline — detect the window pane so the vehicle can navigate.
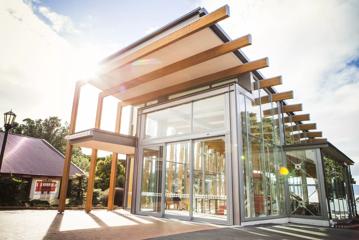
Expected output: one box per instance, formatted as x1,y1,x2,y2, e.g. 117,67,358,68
286,149,321,216
193,95,225,133
140,146,163,213
145,104,191,138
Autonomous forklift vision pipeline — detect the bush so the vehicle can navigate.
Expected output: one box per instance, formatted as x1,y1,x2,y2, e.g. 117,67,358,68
29,199,50,207
100,187,124,207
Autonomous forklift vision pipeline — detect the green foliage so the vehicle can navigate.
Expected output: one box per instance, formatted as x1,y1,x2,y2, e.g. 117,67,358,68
0,176,30,205
323,156,347,199
12,116,68,154
71,147,90,173
68,174,87,206
95,155,126,191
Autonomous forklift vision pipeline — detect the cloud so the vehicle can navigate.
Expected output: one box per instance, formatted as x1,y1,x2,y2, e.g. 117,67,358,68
37,5,79,34
200,0,359,179
0,0,107,124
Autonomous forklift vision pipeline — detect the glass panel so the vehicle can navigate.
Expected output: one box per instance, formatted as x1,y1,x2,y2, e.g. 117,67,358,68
286,149,321,216
165,142,190,217
240,93,285,219
140,146,163,213
193,138,227,220
193,95,225,133
324,155,350,219
145,103,191,139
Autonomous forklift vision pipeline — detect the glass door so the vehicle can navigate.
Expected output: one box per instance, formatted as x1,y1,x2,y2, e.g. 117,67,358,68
140,146,163,214
192,138,227,220
164,142,191,218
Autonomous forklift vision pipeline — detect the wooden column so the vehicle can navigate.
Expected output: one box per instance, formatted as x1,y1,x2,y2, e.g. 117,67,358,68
107,103,122,210
85,94,104,213
58,81,84,213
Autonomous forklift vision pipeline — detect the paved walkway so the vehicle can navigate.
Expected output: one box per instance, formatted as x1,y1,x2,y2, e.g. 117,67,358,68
0,209,217,240
1,209,359,240
151,223,359,240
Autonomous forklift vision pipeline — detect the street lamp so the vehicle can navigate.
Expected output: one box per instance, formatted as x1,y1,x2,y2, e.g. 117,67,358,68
0,110,16,171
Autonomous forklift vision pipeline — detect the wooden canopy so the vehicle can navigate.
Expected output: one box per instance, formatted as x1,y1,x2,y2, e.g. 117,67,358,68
90,5,271,106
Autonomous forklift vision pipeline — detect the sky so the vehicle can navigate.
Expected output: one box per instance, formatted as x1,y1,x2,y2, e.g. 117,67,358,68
0,0,358,180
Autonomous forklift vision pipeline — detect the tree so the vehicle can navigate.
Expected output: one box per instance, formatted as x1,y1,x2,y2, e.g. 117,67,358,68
12,117,68,154
95,155,126,191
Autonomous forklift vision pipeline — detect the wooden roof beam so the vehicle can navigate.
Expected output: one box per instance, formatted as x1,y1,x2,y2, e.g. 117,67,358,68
286,123,317,131
102,34,252,96
253,76,282,89
300,138,327,144
123,58,269,105
282,103,302,113
284,114,310,123
254,91,293,105
292,131,323,139
101,5,230,73
262,103,302,117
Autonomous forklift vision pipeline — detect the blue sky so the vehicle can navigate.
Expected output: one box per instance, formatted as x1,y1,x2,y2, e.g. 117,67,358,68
31,0,201,58
1,0,359,180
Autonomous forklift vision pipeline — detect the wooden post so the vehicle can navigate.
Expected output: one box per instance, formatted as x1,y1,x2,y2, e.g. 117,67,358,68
58,81,84,213
107,103,122,210
85,149,98,212
85,94,104,213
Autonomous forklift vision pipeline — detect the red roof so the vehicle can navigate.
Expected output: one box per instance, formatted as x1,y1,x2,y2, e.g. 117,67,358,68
0,133,84,177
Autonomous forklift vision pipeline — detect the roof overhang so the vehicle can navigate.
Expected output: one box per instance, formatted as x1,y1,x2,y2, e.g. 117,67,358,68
66,128,136,154
321,142,354,165
89,5,270,106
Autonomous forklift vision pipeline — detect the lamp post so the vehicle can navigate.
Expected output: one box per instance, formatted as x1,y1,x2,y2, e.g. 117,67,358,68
0,110,16,171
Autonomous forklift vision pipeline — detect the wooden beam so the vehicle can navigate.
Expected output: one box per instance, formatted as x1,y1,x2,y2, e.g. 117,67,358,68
107,103,122,210
306,131,323,138
282,104,302,113
253,76,282,89
85,93,104,213
301,138,327,144
103,35,252,96
102,5,230,73
58,81,84,213
95,94,104,128
284,114,310,123
286,123,316,131
123,58,269,105
292,131,323,139
254,91,293,105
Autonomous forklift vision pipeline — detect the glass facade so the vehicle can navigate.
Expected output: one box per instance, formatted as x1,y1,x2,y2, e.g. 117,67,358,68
239,89,285,219
140,94,228,221
135,83,354,225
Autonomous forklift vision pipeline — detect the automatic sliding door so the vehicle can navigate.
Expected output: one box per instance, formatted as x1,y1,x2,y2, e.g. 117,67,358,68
164,142,190,218
140,146,163,213
193,138,227,220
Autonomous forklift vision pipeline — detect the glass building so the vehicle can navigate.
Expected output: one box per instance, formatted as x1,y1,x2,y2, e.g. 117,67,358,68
58,5,357,227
